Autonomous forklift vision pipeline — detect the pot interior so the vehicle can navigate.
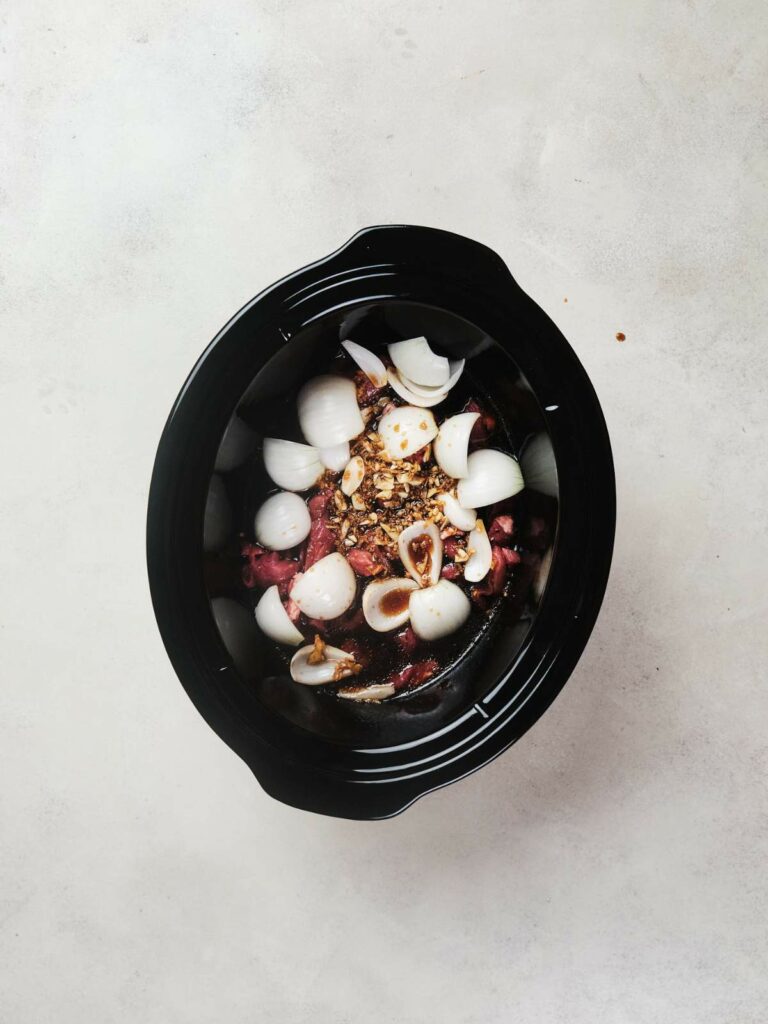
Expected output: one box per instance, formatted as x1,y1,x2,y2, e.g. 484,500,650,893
202,300,558,747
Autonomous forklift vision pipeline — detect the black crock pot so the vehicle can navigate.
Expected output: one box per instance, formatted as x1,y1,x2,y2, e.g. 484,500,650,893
147,225,615,819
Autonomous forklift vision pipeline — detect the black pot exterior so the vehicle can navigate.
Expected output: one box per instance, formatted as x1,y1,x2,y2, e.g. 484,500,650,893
147,225,615,819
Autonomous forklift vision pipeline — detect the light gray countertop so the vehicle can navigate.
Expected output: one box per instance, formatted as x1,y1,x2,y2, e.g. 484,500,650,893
2,1,767,1021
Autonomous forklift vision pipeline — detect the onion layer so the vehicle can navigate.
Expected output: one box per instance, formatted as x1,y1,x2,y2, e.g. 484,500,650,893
341,340,387,388
263,438,324,492
409,580,471,641
388,337,449,386
290,643,359,685
319,441,350,472
433,411,480,479
464,521,493,583
298,375,364,447
402,359,465,397
436,493,477,532
398,520,443,587
290,552,356,619
255,586,304,646
378,406,438,460
362,577,419,632
387,369,449,408
457,449,525,508
254,491,311,551
338,683,396,702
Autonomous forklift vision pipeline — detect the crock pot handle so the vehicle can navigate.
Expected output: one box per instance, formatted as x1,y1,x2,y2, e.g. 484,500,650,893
326,224,516,290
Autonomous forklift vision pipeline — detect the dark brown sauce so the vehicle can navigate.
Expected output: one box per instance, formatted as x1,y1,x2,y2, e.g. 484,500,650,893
380,587,412,617
407,535,432,583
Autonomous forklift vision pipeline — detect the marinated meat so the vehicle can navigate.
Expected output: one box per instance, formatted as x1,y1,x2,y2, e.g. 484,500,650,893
388,659,439,691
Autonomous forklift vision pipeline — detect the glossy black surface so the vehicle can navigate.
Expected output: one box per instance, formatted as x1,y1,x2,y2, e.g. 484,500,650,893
147,225,615,819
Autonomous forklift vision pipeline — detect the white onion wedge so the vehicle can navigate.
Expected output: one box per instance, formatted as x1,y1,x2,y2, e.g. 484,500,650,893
255,586,304,646
341,455,365,495
319,441,350,472
263,438,323,492
338,683,395,702
388,337,449,386
398,520,443,587
433,411,480,479
409,580,471,641
387,369,448,408
436,493,477,532
254,491,311,551
464,521,493,583
341,340,387,388
297,375,364,447
362,577,419,632
520,433,558,497
215,415,256,473
290,552,356,619
457,449,525,508
290,642,360,685
378,406,438,459
402,359,465,398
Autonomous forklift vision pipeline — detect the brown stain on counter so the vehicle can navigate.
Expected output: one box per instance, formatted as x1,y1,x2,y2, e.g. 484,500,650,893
616,332,626,342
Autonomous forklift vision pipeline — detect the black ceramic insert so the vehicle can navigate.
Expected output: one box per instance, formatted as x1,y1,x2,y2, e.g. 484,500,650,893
147,225,615,819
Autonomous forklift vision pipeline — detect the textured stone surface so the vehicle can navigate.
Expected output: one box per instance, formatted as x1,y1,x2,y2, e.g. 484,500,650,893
2,2,767,1021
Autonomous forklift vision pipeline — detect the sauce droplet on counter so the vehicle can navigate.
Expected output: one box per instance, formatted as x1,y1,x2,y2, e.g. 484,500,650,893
616,332,626,342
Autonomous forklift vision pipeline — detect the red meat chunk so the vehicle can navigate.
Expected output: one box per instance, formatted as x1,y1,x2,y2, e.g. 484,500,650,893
302,487,337,569
488,514,515,544
500,547,521,567
388,659,439,691
464,398,497,446
394,625,420,655
353,369,386,406
307,487,335,519
241,542,299,592
302,520,336,569
346,547,386,577
346,534,391,577
441,562,462,581
443,536,465,559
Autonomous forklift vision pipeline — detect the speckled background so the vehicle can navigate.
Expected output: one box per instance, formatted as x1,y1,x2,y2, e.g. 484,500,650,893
2,1,767,1021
